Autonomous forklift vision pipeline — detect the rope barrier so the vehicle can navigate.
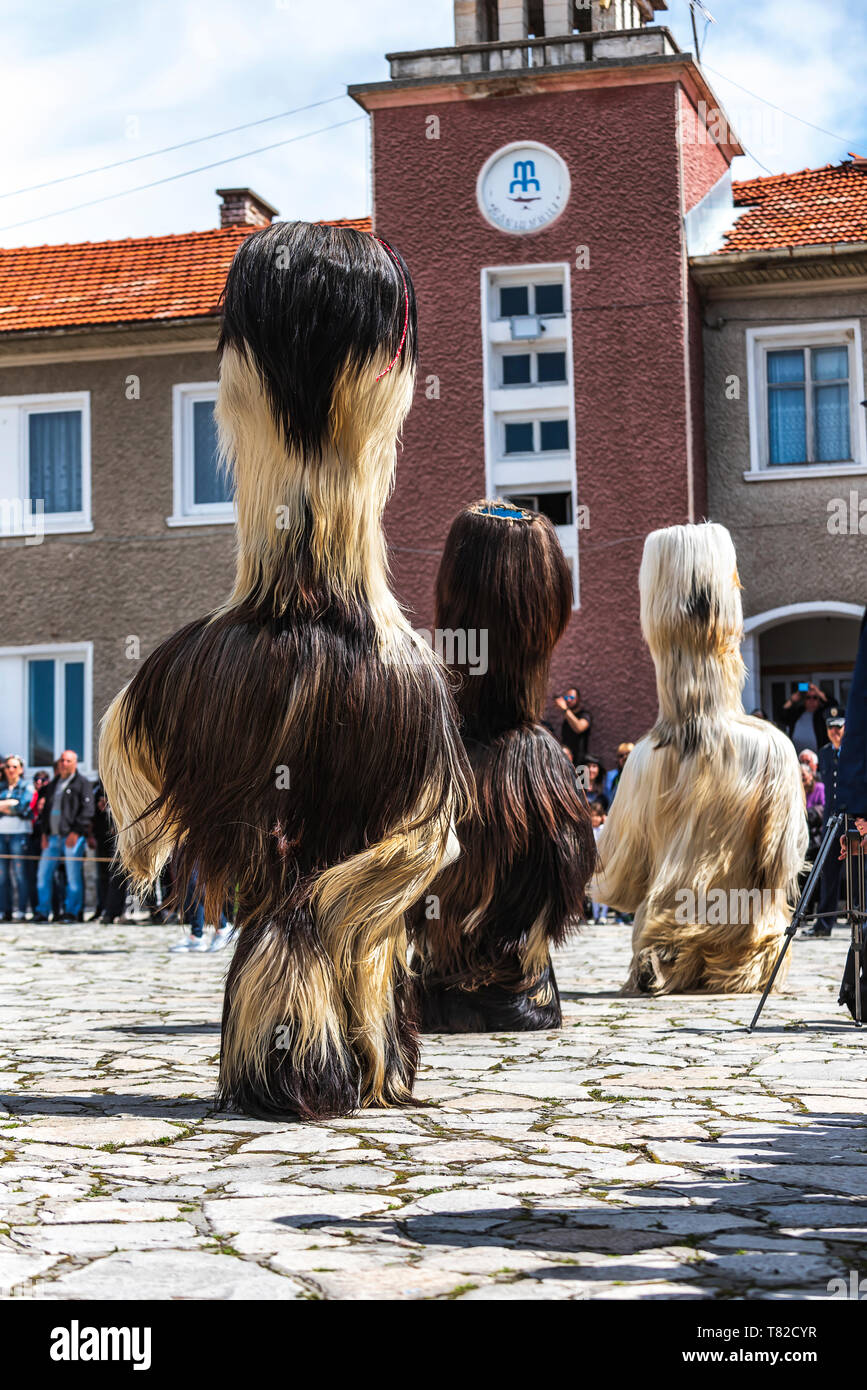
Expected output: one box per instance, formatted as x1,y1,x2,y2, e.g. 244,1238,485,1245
0,851,115,862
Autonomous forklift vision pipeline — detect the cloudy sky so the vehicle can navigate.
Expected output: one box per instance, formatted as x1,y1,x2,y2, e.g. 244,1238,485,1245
0,0,863,248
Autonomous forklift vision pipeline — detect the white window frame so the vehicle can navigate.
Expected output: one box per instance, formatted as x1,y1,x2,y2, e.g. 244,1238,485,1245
500,414,571,460
0,391,92,535
482,262,579,607
0,642,94,775
497,346,569,389
493,281,567,321
745,321,867,480
168,382,235,527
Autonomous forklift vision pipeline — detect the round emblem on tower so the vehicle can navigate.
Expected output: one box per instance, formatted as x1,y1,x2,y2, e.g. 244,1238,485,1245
476,141,571,235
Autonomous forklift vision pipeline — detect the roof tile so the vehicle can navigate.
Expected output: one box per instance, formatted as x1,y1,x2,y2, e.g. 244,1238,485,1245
0,216,373,334
722,160,867,254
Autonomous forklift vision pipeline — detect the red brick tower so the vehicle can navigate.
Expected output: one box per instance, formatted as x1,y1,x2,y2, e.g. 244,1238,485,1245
350,0,740,757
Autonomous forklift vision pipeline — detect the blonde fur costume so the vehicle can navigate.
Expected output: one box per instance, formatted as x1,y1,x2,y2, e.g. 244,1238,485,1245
100,223,470,1118
593,522,807,995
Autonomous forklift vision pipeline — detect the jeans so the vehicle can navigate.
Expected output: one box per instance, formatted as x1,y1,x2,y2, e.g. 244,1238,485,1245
0,833,29,915
25,833,40,913
37,835,86,918
184,870,229,938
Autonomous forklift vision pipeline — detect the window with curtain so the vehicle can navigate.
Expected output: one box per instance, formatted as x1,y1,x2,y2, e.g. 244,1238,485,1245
192,398,232,507
767,344,851,466
28,410,82,513
26,657,85,766
28,660,55,767
171,386,234,521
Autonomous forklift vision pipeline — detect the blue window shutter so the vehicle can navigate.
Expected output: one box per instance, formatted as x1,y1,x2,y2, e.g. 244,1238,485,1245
29,411,82,513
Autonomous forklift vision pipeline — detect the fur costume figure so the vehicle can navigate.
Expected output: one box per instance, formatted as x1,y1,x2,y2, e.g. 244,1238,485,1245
592,522,807,995
408,501,596,1032
100,222,471,1119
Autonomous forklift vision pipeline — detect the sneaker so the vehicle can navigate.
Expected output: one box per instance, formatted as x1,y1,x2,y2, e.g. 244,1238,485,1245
209,925,236,952
169,933,210,953
31,913,49,923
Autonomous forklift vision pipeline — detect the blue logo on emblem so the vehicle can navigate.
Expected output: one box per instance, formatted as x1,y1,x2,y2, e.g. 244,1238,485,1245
508,160,542,203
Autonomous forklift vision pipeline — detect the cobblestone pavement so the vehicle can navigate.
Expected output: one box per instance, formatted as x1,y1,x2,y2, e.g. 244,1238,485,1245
1,921,866,1301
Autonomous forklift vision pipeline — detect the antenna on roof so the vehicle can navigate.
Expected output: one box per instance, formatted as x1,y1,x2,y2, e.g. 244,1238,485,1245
687,0,716,62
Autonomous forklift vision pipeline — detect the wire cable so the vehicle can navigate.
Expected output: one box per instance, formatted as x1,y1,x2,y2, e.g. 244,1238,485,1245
0,93,350,201
0,115,367,234
702,63,862,151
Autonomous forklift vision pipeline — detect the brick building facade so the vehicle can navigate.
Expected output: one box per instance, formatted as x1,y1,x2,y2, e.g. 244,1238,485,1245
0,0,864,773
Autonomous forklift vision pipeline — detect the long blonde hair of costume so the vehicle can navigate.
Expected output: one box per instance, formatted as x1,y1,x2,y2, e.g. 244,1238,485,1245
593,522,807,994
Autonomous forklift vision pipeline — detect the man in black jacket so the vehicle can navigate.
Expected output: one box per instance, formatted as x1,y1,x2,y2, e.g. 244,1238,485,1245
836,608,867,1015
33,751,94,922
804,707,847,936
838,611,867,821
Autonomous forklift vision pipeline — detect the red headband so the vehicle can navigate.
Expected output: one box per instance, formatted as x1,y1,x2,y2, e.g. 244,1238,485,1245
373,236,409,382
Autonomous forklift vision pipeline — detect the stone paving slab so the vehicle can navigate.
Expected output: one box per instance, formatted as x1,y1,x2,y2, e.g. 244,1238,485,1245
1,921,866,1300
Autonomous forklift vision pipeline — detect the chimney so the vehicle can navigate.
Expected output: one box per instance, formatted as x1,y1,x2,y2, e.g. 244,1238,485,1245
217,188,279,229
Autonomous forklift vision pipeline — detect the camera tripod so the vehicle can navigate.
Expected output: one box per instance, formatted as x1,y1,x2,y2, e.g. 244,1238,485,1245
749,811,867,1030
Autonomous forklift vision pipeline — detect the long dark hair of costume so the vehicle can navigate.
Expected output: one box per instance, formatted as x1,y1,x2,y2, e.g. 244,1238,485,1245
409,501,596,1031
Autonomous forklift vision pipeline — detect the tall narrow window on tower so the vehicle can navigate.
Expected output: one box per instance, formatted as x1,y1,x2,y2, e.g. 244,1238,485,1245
573,0,593,32
480,0,499,42
528,1,546,36
481,264,580,604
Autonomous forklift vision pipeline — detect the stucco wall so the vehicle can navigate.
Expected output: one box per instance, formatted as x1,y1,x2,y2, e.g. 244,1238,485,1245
678,86,731,214
373,76,710,759
0,346,233,754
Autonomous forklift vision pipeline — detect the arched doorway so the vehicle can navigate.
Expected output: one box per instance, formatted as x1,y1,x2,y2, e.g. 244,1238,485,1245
742,602,863,722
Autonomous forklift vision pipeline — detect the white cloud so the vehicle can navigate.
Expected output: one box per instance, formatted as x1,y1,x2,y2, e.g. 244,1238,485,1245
667,0,867,176
0,0,862,246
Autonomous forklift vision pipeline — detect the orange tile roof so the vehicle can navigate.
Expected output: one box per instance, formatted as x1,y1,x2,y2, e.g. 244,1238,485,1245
6,162,865,333
0,216,373,335
723,159,867,254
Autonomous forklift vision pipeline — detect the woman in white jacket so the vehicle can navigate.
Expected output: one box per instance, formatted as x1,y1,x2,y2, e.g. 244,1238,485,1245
0,755,34,920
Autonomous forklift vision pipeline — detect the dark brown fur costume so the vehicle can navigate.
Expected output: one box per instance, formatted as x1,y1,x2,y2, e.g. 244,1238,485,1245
408,502,596,1032
100,223,470,1119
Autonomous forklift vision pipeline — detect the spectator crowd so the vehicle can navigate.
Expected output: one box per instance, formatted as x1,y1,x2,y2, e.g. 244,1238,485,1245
0,677,858,943
0,749,233,953
550,679,856,935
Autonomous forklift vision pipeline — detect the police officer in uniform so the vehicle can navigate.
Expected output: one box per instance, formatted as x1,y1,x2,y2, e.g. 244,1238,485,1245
804,706,847,936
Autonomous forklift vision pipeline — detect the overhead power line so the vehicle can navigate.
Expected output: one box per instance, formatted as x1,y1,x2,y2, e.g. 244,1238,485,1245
702,64,861,152
0,93,349,202
0,115,367,234
679,0,859,161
